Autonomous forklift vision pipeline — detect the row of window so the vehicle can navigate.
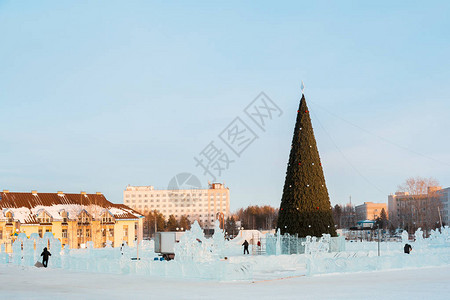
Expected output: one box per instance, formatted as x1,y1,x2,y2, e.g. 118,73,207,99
0,225,132,240
4,211,114,224
125,197,227,202
125,199,228,206
136,207,227,214
133,204,227,211
125,193,227,198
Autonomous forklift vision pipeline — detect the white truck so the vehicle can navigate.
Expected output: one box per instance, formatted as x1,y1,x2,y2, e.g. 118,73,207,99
154,231,185,260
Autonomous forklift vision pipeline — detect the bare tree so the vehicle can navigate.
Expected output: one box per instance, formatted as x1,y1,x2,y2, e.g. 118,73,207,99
398,176,440,196
396,176,442,235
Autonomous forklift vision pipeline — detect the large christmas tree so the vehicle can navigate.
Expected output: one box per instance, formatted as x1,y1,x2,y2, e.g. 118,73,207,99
277,91,336,237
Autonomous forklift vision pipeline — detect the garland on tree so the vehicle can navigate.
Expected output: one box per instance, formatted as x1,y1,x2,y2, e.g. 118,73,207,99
277,91,336,237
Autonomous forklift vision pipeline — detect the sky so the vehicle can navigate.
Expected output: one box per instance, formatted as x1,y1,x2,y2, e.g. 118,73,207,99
1,1,449,211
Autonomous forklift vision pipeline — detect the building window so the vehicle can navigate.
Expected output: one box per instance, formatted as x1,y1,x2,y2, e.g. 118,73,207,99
78,212,91,223
102,213,114,223
62,229,68,238
109,228,114,237
123,226,128,238
86,229,91,238
77,229,83,237
38,212,52,223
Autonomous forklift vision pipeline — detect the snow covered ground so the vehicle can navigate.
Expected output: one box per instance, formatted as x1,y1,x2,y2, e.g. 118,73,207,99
2,226,449,298
1,263,449,299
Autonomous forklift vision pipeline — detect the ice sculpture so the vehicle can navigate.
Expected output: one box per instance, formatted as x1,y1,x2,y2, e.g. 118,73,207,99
401,230,409,244
275,228,281,255
51,238,62,268
414,228,424,245
0,244,8,264
23,237,35,266
302,234,330,256
12,239,22,265
174,220,211,262
211,220,225,259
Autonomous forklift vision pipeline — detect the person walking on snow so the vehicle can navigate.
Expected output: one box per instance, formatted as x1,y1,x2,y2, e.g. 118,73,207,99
242,240,249,255
120,242,125,255
404,243,412,254
41,247,51,267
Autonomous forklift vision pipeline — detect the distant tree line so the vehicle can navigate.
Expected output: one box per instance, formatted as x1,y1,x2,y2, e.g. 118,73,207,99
142,210,191,239
233,205,278,231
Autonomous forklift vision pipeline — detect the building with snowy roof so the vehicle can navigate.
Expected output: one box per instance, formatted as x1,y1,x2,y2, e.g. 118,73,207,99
0,190,143,251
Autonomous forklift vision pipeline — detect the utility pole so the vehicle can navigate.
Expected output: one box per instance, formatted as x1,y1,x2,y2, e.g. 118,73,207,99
377,228,381,256
438,207,443,228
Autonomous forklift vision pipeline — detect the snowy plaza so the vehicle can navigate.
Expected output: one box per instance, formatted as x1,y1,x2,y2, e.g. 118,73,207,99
1,223,450,299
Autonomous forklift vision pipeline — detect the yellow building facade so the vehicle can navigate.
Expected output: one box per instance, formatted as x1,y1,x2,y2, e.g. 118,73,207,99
0,191,143,252
355,202,388,222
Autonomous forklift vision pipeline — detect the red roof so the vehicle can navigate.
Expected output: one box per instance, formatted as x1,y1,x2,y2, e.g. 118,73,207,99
0,191,142,221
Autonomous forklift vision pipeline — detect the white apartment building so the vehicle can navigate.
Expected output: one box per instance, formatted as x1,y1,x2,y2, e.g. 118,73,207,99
388,186,448,230
435,187,449,225
123,183,230,228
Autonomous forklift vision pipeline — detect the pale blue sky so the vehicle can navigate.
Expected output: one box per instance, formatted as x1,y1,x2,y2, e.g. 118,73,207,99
1,1,449,211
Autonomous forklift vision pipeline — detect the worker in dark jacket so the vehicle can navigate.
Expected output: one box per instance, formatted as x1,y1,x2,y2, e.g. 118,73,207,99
242,240,249,255
41,247,52,267
404,243,412,254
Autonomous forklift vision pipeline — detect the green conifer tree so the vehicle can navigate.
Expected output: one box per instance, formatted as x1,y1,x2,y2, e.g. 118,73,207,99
277,92,336,237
